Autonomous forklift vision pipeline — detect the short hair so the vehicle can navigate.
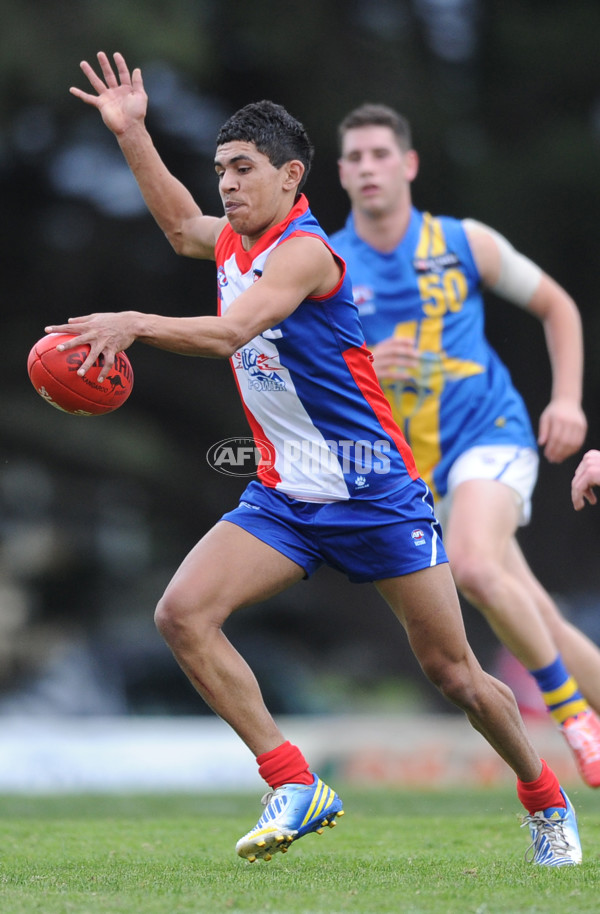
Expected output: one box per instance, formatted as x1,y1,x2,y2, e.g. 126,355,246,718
337,104,412,153
216,100,314,190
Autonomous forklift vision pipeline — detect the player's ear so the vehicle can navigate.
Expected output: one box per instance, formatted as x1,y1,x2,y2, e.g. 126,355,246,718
283,160,305,191
404,149,419,182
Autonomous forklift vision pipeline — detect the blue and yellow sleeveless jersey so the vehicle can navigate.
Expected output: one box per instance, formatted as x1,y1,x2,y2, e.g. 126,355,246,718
330,207,537,499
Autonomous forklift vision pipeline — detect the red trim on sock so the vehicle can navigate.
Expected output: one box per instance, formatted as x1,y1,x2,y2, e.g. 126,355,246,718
256,741,313,790
516,759,564,813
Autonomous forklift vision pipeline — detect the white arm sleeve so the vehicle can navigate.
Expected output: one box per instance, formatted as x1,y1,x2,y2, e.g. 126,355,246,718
463,218,542,308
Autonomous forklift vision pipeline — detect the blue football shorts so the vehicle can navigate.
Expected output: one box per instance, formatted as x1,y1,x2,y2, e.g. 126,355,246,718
219,478,447,583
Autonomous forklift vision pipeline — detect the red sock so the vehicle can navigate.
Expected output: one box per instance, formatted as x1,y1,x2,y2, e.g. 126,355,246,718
257,741,313,790
517,759,564,814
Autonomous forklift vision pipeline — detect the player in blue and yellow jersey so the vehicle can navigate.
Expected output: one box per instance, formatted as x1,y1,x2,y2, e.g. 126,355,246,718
47,53,583,867
333,103,600,788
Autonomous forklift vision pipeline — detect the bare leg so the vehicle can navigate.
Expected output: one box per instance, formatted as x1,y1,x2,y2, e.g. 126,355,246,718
443,480,559,670
377,563,542,782
506,539,600,711
154,520,306,756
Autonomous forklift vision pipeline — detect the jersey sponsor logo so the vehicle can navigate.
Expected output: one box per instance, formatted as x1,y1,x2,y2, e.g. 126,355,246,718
233,345,287,391
351,284,377,316
354,474,369,490
411,528,426,546
217,266,228,287
413,252,461,274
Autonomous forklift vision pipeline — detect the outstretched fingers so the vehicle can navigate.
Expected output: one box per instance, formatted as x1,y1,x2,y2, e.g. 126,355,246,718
69,84,99,106
112,51,133,87
69,61,108,106
96,50,121,88
69,51,146,131
77,58,109,95
131,67,144,92
70,51,132,103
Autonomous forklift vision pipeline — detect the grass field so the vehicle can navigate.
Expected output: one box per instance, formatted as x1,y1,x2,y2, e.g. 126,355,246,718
1,785,599,914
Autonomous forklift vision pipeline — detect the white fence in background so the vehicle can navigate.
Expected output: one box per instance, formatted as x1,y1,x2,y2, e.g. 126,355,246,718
0,713,576,793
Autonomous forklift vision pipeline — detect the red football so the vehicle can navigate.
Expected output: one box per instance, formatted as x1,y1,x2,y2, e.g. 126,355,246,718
27,333,134,416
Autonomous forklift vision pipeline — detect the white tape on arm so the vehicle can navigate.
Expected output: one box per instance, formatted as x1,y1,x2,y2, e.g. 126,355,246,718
463,218,542,307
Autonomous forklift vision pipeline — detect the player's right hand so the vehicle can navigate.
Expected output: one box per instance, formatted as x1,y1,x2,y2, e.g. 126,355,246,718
45,312,139,383
370,335,420,382
70,51,148,136
537,396,587,464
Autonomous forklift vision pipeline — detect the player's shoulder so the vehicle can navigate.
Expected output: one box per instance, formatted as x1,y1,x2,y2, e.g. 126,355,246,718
461,216,495,238
434,212,481,256
425,210,468,233
412,210,474,255
268,230,338,276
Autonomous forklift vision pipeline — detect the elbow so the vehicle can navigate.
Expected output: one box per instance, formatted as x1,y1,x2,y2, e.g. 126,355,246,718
213,327,246,359
220,335,244,359
164,230,188,256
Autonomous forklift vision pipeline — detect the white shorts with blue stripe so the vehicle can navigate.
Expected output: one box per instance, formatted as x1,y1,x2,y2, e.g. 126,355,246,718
436,445,539,528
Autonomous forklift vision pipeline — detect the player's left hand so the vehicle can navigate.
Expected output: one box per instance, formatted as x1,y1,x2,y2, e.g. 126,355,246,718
537,397,587,463
571,449,600,510
45,313,138,382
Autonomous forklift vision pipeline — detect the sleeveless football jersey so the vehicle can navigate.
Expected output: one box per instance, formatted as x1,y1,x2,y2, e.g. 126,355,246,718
215,194,419,501
331,208,537,499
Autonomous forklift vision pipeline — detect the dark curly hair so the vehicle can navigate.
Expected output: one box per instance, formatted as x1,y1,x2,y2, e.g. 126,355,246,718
216,100,314,190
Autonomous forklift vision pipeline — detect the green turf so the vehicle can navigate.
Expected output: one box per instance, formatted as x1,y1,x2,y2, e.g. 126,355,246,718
1,786,599,913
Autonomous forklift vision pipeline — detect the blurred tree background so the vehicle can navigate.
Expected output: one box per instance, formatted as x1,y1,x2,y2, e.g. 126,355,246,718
1,0,599,716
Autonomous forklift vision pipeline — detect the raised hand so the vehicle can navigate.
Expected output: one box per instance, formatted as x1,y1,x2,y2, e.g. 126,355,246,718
70,51,148,136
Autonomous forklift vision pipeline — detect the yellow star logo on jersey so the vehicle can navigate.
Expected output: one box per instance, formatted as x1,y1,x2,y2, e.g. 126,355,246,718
384,351,485,416
389,309,485,392
431,353,485,384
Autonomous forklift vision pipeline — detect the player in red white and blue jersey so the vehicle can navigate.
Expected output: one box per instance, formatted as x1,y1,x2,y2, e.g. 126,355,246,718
216,193,420,504
47,52,582,867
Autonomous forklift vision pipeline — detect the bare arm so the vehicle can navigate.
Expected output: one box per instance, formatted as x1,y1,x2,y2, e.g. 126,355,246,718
572,450,600,510
71,51,226,259
465,220,587,464
45,235,342,380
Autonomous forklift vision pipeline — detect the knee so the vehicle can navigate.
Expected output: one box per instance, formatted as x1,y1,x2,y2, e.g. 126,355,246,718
154,584,210,647
449,550,500,608
421,655,480,712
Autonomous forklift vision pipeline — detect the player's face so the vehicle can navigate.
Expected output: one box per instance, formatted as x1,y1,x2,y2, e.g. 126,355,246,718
215,141,297,246
338,126,417,218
